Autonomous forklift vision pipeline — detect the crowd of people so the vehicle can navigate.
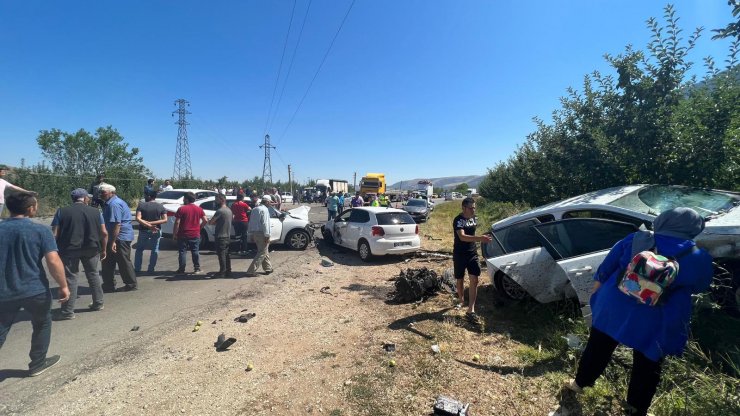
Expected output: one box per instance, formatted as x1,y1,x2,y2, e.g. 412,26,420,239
0,167,715,415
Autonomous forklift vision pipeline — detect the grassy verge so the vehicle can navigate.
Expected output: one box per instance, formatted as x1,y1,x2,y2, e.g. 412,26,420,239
414,197,739,415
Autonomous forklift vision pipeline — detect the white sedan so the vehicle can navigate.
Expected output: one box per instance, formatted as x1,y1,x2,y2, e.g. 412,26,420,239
160,196,313,250
322,207,421,261
152,189,219,205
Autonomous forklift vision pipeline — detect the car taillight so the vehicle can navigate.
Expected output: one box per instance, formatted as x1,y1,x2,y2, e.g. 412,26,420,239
415,225,419,234
371,226,385,237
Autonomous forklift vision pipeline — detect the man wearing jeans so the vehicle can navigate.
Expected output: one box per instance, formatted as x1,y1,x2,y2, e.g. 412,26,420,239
208,194,233,278
51,189,108,320
100,183,137,292
134,191,167,274
172,192,207,274
0,191,69,376
245,195,273,277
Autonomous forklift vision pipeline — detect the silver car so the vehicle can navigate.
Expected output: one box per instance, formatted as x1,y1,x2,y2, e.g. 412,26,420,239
482,185,740,314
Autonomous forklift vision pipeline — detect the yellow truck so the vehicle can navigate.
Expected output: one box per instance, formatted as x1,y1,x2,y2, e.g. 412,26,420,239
359,173,386,204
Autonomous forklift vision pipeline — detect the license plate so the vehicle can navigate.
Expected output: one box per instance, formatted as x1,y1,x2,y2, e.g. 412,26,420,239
394,242,411,247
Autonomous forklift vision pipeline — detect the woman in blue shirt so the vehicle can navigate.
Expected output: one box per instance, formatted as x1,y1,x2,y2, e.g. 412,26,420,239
566,208,713,416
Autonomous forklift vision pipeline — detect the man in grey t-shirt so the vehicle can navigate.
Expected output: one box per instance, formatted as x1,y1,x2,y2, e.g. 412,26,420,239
208,194,233,278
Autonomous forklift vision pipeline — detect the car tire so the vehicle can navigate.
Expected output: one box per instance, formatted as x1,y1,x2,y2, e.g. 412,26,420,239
321,226,334,244
200,229,212,250
358,239,373,262
286,229,310,250
493,271,528,300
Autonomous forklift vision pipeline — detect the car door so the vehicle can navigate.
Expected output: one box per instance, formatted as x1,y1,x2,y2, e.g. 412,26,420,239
267,206,283,242
346,209,370,249
198,200,218,240
531,219,638,307
332,210,353,247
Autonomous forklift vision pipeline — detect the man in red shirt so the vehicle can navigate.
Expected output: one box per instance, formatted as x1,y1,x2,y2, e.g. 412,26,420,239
172,192,207,274
230,193,251,256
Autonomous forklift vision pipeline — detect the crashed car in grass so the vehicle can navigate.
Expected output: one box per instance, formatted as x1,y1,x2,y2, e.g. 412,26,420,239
481,185,740,314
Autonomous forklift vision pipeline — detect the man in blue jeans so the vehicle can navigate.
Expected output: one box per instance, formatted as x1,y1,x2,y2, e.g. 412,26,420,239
134,191,167,274
172,192,207,275
0,191,70,376
100,184,137,292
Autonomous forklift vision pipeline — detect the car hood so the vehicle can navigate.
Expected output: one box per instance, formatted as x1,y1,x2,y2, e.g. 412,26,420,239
285,206,310,221
695,206,740,259
403,206,427,213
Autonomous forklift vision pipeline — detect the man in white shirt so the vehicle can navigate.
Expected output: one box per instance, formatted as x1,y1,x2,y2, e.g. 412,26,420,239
0,164,31,218
159,180,174,192
245,195,273,277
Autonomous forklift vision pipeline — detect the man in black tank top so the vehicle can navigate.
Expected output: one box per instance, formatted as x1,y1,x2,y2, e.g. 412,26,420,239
452,197,492,324
51,188,108,319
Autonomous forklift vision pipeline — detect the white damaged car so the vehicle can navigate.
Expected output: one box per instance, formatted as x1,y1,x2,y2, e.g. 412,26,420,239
160,196,313,250
482,185,740,314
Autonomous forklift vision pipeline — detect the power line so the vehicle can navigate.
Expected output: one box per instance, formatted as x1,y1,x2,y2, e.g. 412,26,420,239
266,0,313,133
275,0,357,146
263,0,298,136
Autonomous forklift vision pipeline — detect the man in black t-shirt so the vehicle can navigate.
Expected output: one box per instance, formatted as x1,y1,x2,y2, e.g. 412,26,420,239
52,188,108,319
453,197,492,324
134,191,167,274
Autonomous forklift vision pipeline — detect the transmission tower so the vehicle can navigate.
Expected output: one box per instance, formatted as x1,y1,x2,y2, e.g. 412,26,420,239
260,134,275,184
172,99,193,180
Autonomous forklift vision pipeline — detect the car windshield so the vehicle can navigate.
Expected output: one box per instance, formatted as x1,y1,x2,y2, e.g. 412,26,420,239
407,199,426,207
608,185,740,217
376,212,415,225
157,191,187,200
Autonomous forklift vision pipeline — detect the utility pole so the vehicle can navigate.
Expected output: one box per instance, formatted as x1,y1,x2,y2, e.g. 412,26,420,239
172,99,193,180
288,164,293,199
260,134,275,185
353,172,357,191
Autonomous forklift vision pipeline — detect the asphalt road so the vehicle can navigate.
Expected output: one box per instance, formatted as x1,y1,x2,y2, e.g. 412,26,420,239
0,199,446,410
0,203,329,391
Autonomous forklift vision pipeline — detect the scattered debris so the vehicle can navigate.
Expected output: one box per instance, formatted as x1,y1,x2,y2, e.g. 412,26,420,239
425,234,442,241
431,344,441,354
415,250,453,260
388,359,396,367
390,267,441,303
320,257,334,267
235,312,256,323
130,326,140,331
320,286,337,297
246,362,254,372
382,343,396,353
433,395,470,416
211,320,217,325
440,268,457,294
472,354,481,362
563,334,583,350
214,333,237,351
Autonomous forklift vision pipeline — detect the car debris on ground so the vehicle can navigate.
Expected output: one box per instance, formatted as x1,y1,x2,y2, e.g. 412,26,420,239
433,395,470,416
390,267,442,303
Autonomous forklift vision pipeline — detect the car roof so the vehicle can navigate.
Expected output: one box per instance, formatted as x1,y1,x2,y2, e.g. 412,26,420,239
162,189,216,193
492,185,647,229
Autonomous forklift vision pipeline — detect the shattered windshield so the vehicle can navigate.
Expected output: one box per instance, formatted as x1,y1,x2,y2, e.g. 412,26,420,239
608,185,740,217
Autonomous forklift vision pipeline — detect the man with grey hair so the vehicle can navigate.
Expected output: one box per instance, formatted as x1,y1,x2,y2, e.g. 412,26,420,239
99,183,137,292
245,195,273,277
271,187,282,210
51,188,108,319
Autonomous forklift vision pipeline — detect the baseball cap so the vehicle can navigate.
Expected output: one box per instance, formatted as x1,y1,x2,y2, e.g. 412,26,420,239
261,195,273,203
71,188,92,200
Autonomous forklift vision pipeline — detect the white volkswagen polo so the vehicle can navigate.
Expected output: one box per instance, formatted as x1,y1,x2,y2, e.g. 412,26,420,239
322,207,421,261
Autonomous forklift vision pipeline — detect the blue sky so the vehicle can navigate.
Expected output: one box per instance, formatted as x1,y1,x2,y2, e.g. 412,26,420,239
0,1,734,185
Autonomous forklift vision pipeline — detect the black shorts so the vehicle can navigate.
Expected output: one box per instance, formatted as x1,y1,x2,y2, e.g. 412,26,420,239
453,251,481,279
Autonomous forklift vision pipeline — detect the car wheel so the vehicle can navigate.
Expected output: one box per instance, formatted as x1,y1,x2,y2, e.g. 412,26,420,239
200,229,212,250
321,226,334,244
287,229,310,250
358,239,373,262
493,271,527,300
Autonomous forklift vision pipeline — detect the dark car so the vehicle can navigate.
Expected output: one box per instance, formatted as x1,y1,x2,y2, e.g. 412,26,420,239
402,198,430,223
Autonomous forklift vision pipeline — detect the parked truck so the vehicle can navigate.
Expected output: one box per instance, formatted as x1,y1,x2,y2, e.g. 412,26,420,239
359,173,386,203
417,180,434,198
316,179,349,198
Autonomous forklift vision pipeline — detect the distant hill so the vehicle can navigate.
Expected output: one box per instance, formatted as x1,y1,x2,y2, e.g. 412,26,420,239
388,175,486,191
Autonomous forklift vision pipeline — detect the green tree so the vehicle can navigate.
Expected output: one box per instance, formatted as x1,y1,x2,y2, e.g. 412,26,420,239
37,126,149,177
454,183,470,193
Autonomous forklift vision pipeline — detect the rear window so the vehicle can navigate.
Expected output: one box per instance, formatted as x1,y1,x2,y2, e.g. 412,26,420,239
376,212,415,225
157,191,187,200
406,199,426,207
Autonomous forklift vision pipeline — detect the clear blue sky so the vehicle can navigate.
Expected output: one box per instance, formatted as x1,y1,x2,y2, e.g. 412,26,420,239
0,0,734,185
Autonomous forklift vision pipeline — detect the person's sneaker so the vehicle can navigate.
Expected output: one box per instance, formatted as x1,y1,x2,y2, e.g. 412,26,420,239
116,285,138,292
29,355,61,376
264,270,273,275
102,287,116,294
52,312,75,321
88,303,104,311
563,379,583,394
193,269,204,275
176,268,186,274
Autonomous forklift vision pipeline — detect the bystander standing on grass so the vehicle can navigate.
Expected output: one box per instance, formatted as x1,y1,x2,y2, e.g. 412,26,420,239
453,196,492,324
